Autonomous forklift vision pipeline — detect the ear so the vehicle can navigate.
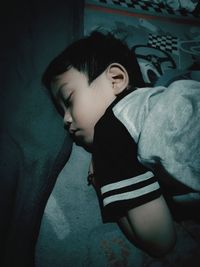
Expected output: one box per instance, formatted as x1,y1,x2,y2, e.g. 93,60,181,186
105,63,129,95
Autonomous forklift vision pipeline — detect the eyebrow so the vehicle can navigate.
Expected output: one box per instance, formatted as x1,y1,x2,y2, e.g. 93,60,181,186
54,82,68,98
58,82,68,91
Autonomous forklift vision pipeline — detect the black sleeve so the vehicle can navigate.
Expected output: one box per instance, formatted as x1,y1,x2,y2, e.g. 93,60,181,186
93,110,161,223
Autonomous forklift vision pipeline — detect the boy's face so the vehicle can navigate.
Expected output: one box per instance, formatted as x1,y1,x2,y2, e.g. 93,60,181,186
51,67,117,150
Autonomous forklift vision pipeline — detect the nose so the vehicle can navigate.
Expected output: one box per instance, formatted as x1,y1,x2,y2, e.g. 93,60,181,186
63,111,72,128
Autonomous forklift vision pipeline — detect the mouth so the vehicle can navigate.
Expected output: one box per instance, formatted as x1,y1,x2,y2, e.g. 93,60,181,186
69,129,84,143
69,128,82,140
69,130,83,146
69,128,78,135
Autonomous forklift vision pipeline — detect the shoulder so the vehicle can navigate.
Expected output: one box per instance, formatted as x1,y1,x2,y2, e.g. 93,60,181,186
112,86,166,143
94,105,137,154
93,105,149,183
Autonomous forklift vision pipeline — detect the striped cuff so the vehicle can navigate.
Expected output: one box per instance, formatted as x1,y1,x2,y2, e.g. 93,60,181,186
100,171,160,207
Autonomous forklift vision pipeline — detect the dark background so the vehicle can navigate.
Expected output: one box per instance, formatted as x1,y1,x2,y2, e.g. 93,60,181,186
0,1,200,267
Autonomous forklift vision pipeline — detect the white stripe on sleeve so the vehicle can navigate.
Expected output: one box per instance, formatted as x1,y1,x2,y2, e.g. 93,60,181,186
100,171,154,194
103,181,160,207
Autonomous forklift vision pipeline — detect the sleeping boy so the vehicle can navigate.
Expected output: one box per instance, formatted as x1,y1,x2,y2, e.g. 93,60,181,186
42,31,200,257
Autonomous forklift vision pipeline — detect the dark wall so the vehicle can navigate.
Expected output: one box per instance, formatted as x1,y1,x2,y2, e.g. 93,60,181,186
0,1,84,266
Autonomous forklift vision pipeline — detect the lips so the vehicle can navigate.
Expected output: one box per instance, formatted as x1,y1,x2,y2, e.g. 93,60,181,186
69,128,81,139
69,128,77,135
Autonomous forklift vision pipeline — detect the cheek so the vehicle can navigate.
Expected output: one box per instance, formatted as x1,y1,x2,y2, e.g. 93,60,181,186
79,105,99,130
73,94,103,126
82,109,98,126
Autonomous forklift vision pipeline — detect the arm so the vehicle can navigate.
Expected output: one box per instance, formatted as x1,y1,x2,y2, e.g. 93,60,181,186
118,195,176,258
91,110,176,257
88,159,176,257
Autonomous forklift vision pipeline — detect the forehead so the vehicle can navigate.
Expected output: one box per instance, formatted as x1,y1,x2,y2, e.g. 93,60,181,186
51,67,87,97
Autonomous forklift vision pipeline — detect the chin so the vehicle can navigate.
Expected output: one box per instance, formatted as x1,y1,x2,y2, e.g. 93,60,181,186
74,138,93,153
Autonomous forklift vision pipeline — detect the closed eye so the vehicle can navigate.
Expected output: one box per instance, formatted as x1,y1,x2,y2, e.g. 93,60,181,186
64,93,73,108
51,100,64,117
55,103,64,117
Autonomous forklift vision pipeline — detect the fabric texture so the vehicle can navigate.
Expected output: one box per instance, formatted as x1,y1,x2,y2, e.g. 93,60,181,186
93,91,161,222
112,80,200,200
93,79,200,222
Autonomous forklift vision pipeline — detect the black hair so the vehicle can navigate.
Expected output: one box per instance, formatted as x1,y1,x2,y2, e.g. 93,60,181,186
42,31,145,90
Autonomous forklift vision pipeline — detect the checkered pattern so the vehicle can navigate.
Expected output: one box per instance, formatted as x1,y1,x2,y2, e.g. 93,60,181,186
148,33,179,55
91,0,198,17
